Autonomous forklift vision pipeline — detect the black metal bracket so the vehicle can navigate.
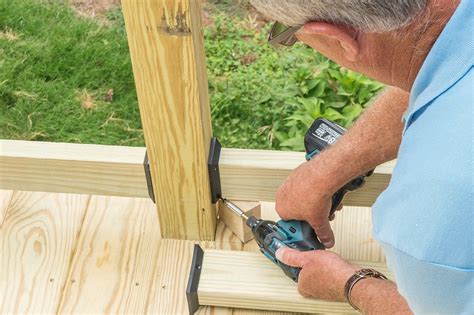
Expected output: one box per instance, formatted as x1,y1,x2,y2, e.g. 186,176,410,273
208,137,222,204
144,137,221,205
143,152,156,203
186,245,205,314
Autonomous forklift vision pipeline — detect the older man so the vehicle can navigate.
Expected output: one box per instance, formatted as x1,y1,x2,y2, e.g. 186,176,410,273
250,0,473,313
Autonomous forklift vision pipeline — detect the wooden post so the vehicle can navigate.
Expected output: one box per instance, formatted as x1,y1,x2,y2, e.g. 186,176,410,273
121,0,215,240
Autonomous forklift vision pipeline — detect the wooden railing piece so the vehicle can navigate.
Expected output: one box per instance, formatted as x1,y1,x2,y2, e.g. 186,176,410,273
0,140,147,198
0,140,394,207
219,148,394,206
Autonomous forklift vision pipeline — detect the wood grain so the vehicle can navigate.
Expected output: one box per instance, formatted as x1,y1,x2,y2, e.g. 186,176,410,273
0,140,148,198
330,207,385,262
146,237,254,315
214,219,244,251
0,190,14,226
58,196,159,314
198,250,391,314
0,191,90,314
146,239,214,314
122,0,215,240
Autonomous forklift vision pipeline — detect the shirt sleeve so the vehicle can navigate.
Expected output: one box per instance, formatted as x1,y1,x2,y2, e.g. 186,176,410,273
380,243,474,314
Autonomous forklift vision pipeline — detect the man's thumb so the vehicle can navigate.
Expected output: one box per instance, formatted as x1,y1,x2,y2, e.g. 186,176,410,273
275,247,307,267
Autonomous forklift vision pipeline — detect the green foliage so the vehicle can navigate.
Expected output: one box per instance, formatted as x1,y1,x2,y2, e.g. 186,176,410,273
205,11,384,150
275,66,383,151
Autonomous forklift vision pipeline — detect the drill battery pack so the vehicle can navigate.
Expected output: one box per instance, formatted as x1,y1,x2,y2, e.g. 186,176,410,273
303,118,373,216
304,118,346,160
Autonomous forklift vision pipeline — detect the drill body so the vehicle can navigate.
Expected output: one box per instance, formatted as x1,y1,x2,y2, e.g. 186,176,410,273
246,216,324,282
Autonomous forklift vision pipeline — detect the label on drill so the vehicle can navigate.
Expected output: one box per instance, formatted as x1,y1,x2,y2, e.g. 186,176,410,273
311,122,342,145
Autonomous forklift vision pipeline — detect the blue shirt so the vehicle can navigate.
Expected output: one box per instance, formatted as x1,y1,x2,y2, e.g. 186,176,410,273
372,1,473,314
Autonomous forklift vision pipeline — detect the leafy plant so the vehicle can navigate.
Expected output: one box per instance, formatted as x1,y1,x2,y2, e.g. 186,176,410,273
274,65,384,150
204,10,384,150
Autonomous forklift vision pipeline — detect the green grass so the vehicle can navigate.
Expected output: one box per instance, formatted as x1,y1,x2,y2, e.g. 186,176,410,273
0,0,143,146
0,0,383,150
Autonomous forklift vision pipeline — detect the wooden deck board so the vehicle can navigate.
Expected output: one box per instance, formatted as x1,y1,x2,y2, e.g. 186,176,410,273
0,190,384,314
0,190,14,226
147,239,214,314
58,196,159,314
0,191,90,314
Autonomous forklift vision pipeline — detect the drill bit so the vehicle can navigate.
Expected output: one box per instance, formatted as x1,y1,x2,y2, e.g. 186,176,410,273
219,198,249,221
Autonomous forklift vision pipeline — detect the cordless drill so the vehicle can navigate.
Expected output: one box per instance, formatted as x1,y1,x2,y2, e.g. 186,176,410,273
221,118,372,282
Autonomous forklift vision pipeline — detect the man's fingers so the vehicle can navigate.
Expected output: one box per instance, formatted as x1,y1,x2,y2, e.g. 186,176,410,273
310,218,335,248
337,204,344,211
274,197,291,221
275,248,308,267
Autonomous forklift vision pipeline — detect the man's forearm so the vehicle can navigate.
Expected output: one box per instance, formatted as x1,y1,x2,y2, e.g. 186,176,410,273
312,87,409,192
351,278,412,314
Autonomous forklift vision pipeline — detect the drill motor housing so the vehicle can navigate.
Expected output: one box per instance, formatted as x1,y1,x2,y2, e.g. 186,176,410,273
247,216,324,281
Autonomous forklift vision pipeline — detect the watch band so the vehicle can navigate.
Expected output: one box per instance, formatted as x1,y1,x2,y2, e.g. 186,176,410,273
344,268,388,311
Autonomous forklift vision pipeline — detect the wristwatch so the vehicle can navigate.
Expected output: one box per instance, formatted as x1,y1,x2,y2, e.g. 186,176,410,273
344,268,388,311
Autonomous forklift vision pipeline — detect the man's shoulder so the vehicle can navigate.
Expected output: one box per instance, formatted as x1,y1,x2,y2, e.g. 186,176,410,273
372,68,473,270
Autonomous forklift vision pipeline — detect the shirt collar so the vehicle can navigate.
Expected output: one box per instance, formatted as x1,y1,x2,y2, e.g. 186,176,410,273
403,0,473,130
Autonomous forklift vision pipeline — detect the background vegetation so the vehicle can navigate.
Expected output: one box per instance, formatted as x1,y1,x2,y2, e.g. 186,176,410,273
0,0,383,150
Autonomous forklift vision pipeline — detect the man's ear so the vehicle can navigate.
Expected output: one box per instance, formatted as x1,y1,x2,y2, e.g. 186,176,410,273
298,22,360,62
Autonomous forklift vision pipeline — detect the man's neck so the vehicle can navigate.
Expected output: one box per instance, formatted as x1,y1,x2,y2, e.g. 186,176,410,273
389,0,460,91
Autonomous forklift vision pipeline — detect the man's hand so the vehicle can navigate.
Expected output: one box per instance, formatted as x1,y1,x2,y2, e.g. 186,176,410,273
276,247,413,314
276,247,356,301
276,159,340,248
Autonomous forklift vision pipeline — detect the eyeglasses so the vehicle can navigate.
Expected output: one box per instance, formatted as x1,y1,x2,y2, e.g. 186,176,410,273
268,22,302,48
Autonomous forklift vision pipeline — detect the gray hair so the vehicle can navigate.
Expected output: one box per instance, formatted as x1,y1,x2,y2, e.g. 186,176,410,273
250,0,429,32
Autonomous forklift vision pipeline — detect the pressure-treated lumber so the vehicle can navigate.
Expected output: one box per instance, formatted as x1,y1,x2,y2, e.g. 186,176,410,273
0,190,385,314
148,240,212,314
0,191,90,314
220,148,394,206
58,196,159,313
122,0,215,240
0,140,394,208
0,140,148,197
218,200,261,243
198,249,392,314
0,190,13,226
